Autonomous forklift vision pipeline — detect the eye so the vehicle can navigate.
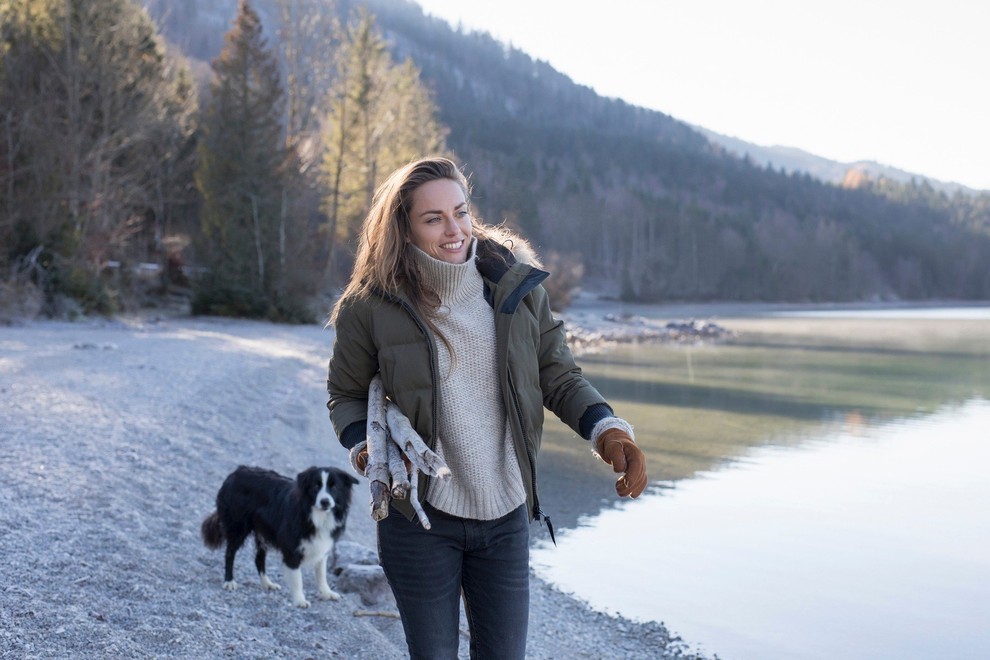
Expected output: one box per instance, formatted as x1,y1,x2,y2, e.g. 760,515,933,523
457,210,470,218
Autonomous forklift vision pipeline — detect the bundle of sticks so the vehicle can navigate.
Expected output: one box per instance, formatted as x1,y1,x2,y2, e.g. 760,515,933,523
365,374,450,529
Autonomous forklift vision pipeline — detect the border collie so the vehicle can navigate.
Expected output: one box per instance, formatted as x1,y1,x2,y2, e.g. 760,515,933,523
201,465,358,608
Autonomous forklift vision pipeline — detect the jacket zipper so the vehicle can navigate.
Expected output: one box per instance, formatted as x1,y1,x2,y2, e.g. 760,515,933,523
493,265,556,545
507,366,556,545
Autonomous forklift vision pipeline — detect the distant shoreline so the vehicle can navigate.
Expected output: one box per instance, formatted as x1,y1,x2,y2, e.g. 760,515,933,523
564,292,990,320
556,294,990,356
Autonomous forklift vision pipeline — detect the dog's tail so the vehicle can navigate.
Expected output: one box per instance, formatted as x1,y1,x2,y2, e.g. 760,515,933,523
201,511,224,549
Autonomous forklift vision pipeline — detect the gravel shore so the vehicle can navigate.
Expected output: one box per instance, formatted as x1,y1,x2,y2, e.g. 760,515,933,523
0,314,711,659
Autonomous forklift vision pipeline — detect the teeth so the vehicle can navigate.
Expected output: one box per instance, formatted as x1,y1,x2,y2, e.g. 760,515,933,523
441,241,463,249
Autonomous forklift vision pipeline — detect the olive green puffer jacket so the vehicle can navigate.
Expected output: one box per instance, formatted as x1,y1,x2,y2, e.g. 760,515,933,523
326,237,610,524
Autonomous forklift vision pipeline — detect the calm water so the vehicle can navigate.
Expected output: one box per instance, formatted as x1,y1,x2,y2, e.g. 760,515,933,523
532,398,990,660
532,307,990,660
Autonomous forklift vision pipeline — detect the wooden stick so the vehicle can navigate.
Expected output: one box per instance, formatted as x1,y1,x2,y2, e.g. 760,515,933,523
383,400,450,529
407,465,433,529
366,375,391,521
353,610,401,619
386,436,410,499
365,380,451,528
385,401,451,480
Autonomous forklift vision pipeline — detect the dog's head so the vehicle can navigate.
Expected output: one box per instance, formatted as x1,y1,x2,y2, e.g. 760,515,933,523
297,466,359,516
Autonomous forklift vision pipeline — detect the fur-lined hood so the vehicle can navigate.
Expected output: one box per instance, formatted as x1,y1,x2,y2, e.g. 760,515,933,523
477,224,542,269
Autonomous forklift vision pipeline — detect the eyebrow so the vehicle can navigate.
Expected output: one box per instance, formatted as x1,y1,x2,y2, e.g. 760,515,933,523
418,201,467,218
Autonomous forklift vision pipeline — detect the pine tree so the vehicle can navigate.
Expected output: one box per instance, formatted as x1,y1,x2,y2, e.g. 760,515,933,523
194,0,311,320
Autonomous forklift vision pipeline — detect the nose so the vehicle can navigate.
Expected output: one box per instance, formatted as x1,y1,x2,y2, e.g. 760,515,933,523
444,217,459,234
319,497,332,510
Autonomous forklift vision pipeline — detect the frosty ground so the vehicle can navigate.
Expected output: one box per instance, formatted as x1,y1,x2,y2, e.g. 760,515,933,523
0,311,711,659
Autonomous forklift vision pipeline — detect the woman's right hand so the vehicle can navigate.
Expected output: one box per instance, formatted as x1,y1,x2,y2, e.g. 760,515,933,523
349,441,370,476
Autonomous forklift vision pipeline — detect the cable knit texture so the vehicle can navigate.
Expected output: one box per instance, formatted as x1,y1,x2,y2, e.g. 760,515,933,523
411,240,527,520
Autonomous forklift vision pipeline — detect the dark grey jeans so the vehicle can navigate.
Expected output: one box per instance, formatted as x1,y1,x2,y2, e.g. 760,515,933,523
378,502,530,660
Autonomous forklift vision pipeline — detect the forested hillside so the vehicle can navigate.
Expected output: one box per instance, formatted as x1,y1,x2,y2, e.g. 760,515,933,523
358,0,990,302
2,0,447,318
3,0,988,320
146,0,990,302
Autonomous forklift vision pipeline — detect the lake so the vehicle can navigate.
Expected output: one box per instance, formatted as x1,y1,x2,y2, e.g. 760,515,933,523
534,307,990,660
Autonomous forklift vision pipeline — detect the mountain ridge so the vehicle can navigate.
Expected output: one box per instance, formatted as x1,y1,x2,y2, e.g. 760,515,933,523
696,127,981,195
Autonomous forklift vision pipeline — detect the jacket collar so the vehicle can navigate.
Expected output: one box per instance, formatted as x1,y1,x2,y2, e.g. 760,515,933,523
476,238,549,314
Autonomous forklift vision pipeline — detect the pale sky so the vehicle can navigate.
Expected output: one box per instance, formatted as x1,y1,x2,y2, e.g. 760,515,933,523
414,0,990,191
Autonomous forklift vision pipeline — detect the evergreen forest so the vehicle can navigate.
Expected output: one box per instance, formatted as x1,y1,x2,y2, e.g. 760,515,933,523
2,0,988,321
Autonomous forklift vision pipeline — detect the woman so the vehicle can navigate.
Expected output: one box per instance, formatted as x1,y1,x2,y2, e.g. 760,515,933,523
326,157,647,659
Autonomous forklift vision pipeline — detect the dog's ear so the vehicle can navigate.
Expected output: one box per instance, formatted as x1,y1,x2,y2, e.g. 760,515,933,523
296,467,319,489
331,467,359,486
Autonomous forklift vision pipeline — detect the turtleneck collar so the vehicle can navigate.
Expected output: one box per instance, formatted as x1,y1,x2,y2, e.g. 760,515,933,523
410,238,482,305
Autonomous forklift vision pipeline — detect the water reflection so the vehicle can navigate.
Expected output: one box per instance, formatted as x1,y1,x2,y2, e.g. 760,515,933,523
531,399,990,660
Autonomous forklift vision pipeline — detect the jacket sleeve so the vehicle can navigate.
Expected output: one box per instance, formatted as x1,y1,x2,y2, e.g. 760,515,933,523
327,300,378,450
532,286,613,437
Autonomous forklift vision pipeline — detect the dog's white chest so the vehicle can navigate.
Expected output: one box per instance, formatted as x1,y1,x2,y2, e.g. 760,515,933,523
300,534,332,564
299,512,334,566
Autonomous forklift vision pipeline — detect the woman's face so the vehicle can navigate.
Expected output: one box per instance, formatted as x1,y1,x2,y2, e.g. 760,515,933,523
407,178,473,264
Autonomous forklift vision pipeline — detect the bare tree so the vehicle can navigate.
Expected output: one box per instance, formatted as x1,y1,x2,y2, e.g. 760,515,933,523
274,0,338,149
0,0,197,312
319,8,447,283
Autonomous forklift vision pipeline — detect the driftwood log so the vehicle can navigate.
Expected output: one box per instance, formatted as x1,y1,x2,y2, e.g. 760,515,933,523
365,375,450,528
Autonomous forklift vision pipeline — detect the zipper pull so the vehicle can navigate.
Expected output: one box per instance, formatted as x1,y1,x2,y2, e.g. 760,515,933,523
537,508,556,546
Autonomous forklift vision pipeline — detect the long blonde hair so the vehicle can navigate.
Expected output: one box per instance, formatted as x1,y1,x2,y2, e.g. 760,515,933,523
329,157,495,326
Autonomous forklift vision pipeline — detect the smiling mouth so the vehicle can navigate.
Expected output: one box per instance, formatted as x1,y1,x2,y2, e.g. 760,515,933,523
440,241,464,250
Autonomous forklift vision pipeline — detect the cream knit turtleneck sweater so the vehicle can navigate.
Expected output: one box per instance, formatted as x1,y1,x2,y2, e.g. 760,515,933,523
411,240,527,520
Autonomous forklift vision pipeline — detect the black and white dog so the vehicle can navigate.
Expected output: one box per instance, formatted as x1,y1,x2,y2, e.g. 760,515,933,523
201,465,358,608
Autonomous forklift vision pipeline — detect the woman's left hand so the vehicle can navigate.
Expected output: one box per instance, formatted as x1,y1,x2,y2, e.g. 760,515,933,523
595,429,649,498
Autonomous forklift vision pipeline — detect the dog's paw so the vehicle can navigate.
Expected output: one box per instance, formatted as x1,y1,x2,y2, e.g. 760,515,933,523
317,588,342,602
260,575,281,591
222,580,240,591
293,597,311,608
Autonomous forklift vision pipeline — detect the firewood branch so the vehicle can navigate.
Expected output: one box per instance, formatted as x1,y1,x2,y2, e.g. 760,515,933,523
365,374,391,521
385,401,451,479
364,376,451,529
386,438,410,499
